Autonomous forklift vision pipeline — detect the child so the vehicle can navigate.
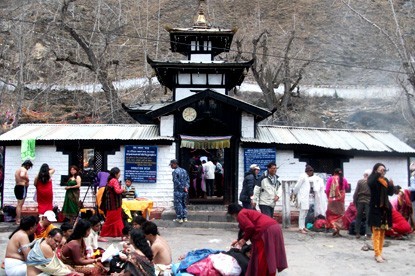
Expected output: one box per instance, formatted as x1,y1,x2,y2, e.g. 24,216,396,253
84,215,101,252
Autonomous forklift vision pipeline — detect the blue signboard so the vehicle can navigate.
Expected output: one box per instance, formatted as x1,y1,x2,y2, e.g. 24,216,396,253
124,146,157,183
243,148,276,176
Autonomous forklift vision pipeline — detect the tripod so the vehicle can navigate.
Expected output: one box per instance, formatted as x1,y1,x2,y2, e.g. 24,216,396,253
79,169,98,219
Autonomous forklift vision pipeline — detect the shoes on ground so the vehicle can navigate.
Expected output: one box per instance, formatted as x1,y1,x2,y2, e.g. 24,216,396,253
173,218,183,223
356,234,361,239
184,218,188,222
299,229,308,234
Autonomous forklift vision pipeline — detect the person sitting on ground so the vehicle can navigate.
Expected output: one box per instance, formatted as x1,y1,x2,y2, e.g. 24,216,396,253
385,208,412,239
141,221,172,266
60,219,106,275
84,215,101,252
26,228,81,276
122,177,140,200
60,222,73,246
391,186,414,230
4,216,37,275
132,215,147,229
35,210,57,239
116,229,155,276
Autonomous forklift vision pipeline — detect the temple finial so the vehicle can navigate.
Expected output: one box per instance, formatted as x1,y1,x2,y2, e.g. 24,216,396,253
193,0,210,29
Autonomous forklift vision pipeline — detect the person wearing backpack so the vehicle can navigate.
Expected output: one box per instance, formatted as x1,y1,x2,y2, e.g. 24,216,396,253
252,162,282,218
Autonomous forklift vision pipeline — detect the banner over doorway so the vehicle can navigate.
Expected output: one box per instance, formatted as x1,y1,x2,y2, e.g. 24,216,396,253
180,135,232,149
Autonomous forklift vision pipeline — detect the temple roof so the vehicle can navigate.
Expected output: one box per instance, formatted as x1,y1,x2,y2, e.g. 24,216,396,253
123,89,272,124
147,56,253,91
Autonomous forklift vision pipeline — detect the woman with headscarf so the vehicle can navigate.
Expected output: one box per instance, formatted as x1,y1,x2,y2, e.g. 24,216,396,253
228,203,287,276
325,168,349,237
367,163,394,263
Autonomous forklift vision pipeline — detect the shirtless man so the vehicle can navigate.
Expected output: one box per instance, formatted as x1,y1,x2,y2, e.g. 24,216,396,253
14,160,33,224
4,216,37,275
141,221,172,265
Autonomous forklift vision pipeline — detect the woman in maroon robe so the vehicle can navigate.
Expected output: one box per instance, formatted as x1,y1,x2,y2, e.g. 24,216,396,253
228,204,287,276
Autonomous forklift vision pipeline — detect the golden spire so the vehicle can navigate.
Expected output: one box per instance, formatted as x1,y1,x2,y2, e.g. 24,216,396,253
193,0,210,29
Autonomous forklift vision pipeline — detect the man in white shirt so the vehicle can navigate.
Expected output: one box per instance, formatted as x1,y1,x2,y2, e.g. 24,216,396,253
203,159,216,197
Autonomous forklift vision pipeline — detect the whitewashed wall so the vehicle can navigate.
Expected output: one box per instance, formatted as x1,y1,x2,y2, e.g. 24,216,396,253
3,143,178,212
175,88,226,101
241,113,255,138
107,144,176,208
237,148,409,210
3,145,70,209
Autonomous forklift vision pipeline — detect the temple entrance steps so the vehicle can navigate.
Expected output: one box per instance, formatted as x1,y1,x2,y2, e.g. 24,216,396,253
154,204,239,229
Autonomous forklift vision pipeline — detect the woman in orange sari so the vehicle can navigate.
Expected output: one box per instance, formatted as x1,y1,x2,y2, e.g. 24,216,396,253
325,168,349,237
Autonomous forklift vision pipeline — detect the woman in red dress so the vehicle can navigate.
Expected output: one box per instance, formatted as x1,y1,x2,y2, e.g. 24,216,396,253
34,163,55,214
228,203,287,276
100,167,125,237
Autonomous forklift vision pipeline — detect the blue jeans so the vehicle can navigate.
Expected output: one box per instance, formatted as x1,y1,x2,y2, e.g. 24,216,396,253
174,191,188,219
259,205,274,218
242,201,253,209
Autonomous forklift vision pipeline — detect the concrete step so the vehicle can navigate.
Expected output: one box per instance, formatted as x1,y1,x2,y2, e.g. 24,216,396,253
155,218,239,229
185,204,228,212
161,210,232,223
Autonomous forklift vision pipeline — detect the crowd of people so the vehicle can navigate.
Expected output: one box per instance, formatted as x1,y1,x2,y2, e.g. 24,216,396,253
239,161,415,265
6,160,172,275
4,211,175,275
4,158,415,275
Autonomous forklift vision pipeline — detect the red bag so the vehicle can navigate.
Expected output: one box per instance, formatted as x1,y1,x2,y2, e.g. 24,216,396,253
186,256,221,276
313,219,326,229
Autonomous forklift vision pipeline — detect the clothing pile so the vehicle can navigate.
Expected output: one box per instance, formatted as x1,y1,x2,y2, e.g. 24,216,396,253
172,247,250,276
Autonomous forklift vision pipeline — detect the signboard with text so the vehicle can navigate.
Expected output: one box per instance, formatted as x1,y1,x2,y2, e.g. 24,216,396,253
124,145,157,183
243,148,276,176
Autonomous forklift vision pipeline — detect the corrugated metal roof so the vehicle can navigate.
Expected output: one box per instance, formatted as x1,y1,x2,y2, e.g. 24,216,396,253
243,125,415,153
0,124,173,141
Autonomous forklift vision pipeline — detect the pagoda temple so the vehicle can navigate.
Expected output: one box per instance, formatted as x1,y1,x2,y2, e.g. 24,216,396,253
125,0,271,203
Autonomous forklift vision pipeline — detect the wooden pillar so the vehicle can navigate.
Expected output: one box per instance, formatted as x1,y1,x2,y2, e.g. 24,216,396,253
282,180,295,228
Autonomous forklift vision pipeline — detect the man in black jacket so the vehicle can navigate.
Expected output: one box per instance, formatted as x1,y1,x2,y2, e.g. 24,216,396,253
239,164,260,209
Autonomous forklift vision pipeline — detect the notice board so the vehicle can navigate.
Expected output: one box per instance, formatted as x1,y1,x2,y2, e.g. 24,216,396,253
124,145,157,183
243,148,276,176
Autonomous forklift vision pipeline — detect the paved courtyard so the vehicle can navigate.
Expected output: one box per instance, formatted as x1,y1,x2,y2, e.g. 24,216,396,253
0,224,413,275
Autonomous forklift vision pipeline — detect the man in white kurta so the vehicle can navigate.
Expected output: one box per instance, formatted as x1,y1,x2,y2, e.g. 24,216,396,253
294,165,315,234
309,174,327,218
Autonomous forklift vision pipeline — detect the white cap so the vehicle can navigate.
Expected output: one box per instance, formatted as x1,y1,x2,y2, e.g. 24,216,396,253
250,164,260,170
42,210,57,222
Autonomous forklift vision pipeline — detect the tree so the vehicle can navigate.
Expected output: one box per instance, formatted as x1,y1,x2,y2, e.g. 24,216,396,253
53,0,127,123
236,30,311,124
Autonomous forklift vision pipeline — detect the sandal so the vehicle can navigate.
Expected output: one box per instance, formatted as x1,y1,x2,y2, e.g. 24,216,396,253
299,229,308,234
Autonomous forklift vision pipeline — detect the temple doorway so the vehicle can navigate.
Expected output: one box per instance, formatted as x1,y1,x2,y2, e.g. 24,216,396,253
180,147,225,204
